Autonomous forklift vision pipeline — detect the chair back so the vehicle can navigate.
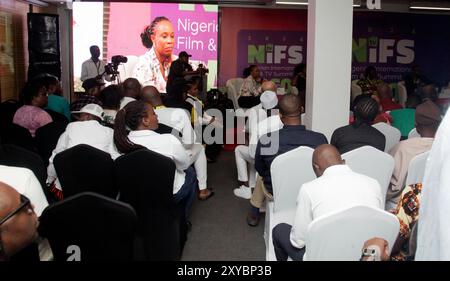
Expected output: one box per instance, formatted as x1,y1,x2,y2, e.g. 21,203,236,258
34,121,67,166
342,146,394,205
226,78,244,109
114,149,181,260
0,123,37,153
405,150,430,186
372,122,401,152
38,192,137,261
271,146,315,213
408,128,420,139
397,81,408,107
53,144,117,199
0,143,52,201
304,205,399,261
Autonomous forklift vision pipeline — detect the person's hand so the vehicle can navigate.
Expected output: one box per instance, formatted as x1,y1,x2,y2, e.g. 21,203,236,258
362,238,390,261
208,116,216,124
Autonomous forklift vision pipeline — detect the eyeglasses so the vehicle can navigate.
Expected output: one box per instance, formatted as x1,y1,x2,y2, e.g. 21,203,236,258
0,195,31,226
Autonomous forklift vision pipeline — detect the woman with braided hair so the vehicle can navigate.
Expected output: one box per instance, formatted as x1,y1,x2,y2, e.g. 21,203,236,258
331,96,386,154
133,17,176,94
114,100,197,218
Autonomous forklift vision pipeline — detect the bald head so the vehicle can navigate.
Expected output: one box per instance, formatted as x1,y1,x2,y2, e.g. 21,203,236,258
141,86,162,107
0,182,18,219
122,78,141,99
278,95,302,118
0,181,38,260
312,144,344,177
261,81,277,92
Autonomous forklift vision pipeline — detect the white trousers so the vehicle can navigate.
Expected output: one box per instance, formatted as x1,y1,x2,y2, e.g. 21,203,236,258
235,145,256,188
188,144,208,190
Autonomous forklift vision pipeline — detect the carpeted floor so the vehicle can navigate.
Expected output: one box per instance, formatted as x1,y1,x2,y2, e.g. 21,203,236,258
181,150,266,261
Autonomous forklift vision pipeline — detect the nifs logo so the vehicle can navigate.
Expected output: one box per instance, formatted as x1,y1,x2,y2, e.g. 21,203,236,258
353,37,414,64
248,44,303,65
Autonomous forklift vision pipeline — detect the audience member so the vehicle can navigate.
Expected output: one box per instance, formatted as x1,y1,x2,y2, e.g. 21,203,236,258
416,103,450,260
390,183,422,261
0,165,48,217
70,78,104,113
404,65,430,98
357,66,384,96
238,65,265,108
13,79,52,137
0,182,39,261
120,78,141,109
142,86,213,201
98,85,123,125
377,83,402,112
331,96,386,154
272,144,383,261
234,82,279,199
246,95,327,226
114,100,197,219
47,104,119,193
40,74,70,121
386,101,441,209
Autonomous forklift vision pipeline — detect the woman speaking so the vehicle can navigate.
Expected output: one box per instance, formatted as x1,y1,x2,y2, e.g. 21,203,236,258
133,16,176,94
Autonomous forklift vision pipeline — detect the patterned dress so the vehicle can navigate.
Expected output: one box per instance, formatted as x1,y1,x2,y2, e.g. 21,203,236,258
391,183,422,261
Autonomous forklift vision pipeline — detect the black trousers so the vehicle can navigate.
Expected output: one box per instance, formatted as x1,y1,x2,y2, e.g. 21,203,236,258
272,223,305,261
238,96,260,109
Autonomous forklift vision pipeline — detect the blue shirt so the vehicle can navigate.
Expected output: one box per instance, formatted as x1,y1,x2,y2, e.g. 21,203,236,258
255,125,328,193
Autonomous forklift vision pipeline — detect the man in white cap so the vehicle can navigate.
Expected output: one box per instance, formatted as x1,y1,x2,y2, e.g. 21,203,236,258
234,81,281,199
46,104,120,192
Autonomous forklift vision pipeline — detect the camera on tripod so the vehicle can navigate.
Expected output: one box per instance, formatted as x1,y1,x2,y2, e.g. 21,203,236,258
104,55,128,77
197,64,209,74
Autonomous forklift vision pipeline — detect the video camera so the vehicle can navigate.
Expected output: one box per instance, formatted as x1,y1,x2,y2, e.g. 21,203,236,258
197,63,209,74
104,55,128,80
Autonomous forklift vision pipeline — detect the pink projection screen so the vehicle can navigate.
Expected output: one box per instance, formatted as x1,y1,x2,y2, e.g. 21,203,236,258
73,2,218,92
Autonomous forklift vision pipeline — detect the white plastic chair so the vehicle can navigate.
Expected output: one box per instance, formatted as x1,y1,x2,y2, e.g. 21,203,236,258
408,128,420,139
372,122,401,152
117,55,138,81
342,146,395,207
351,80,362,102
397,81,408,107
226,78,244,110
265,146,315,261
405,150,430,186
303,205,399,261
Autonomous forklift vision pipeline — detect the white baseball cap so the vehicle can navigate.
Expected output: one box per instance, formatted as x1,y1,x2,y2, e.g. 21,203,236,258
260,90,278,109
71,103,104,119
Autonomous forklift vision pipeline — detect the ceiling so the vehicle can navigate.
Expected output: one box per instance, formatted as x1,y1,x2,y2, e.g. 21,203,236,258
23,0,450,12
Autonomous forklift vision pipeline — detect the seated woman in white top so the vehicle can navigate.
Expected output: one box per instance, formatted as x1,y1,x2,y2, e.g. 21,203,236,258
238,65,265,108
113,100,197,218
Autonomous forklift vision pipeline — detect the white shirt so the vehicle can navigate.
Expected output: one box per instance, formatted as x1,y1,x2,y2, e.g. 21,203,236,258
80,58,111,82
155,106,196,146
47,120,120,188
133,47,177,93
249,115,283,158
416,108,450,260
290,165,383,249
0,165,49,217
128,130,190,194
120,97,136,109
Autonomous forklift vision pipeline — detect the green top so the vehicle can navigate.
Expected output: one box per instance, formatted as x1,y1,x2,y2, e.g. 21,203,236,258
46,94,71,121
390,108,415,137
